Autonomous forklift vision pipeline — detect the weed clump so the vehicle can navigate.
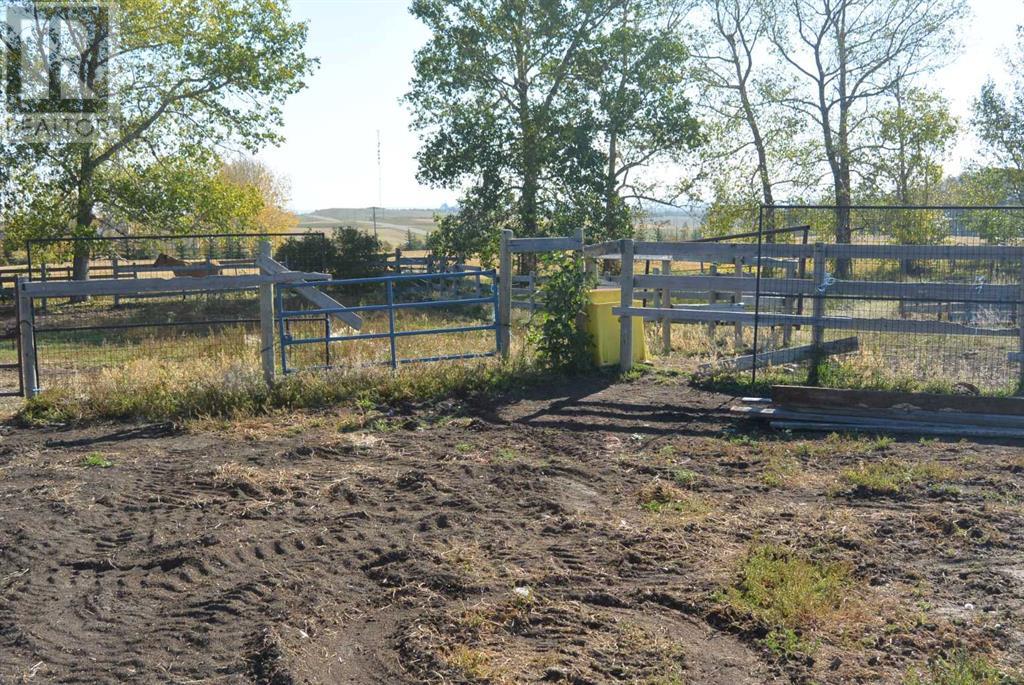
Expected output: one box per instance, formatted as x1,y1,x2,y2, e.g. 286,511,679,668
719,545,853,658
904,651,1017,685
638,481,710,516
81,452,113,468
840,460,955,496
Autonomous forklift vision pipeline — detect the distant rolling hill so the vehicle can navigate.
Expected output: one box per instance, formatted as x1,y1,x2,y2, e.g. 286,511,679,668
297,207,453,247
296,205,707,246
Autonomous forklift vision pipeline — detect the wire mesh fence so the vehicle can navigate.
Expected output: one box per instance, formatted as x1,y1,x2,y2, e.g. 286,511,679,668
22,233,321,390
749,206,1024,395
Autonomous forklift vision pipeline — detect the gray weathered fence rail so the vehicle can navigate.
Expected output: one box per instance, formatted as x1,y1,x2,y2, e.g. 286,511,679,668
603,239,1024,387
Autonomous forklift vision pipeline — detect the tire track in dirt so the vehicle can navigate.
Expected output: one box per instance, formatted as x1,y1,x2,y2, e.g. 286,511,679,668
4,377,1018,682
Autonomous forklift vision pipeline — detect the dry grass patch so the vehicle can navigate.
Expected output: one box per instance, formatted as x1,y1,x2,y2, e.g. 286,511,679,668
436,541,501,583
210,463,303,499
638,480,712,517
445,645,507,682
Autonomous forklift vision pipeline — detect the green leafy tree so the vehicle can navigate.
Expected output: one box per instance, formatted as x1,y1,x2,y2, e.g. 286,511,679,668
768,0,967,274
406,0,701,256
690,0,818,237
860,87,957,248
972,26,1024,204
947,168,1024,244
1,0,316,278
331,227,385,279
220,157,300,234
275,227,384,281
406,0,618,241
579,0,702,238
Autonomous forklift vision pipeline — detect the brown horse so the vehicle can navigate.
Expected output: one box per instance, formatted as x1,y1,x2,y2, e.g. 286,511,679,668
153,254,221,278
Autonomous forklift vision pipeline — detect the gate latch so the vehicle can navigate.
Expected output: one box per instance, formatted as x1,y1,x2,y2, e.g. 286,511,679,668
817,272,836,294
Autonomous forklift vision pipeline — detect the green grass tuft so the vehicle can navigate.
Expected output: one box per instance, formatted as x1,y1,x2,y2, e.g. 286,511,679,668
840,460,955,496
904,651,1016,685
671,468,699,488
81,452,113,468
720,545,852,657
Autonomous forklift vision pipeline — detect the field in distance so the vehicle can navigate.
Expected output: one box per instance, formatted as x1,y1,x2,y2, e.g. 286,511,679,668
297,207,452,247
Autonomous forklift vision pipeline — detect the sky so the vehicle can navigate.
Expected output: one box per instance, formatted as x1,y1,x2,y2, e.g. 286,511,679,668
258,0,1024,213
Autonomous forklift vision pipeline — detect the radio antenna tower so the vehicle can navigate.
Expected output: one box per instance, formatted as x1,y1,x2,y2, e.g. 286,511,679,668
372,130,382,238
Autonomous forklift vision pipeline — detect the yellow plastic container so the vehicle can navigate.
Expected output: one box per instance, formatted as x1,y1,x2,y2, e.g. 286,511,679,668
585,288,648,367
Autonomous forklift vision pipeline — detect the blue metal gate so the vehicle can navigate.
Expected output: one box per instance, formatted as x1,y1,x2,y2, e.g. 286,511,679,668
275,270,498,373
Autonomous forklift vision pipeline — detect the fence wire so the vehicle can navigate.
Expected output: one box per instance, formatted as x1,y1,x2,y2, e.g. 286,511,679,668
22,233,314,389
750,206,1024,395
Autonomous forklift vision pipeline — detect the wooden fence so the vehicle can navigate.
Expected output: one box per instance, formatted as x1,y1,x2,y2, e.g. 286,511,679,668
497,229,584,356
596,239,1024,385
15,244,331,397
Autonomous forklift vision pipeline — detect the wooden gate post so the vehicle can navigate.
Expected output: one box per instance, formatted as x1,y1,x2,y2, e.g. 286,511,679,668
498,229,513,358
258,241,277,384
661,258,672,354
619,238,635,372
16,277,38,398
733,257,744,349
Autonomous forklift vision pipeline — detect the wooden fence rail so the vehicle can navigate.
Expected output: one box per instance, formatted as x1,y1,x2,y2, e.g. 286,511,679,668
607,239,1024,382
497,229,585,357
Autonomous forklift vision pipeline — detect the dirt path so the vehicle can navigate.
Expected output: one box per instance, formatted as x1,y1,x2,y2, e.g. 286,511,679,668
0,376,1021,683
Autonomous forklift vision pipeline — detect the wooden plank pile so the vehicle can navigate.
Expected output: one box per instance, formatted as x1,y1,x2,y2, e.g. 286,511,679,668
732,385,1024,439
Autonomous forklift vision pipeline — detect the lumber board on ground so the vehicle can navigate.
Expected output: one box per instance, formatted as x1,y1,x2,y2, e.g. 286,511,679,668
698,337,859,374
771,385,1024,417
732,405,1024,429
257,256,362,329
769,420,1024,440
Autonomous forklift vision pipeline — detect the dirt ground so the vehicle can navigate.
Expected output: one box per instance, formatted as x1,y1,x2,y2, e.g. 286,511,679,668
0,374,1022,684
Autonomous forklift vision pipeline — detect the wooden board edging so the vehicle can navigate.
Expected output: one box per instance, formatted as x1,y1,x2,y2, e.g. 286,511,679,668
771,385,1024,417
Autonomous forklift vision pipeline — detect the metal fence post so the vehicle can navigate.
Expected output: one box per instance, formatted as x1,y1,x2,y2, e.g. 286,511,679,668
809,242,826,385
498,229,513,358
706,262,717,339
112,255,121,308
619,238,635,373
16,277,38,398
1018,256,1024,394
39,263,48,314
386,279,398,369
258,241,276,384
733,257,744,349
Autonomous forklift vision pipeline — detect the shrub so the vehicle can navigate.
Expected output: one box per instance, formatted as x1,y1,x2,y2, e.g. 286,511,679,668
529,252,594,373
274,227,385,281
